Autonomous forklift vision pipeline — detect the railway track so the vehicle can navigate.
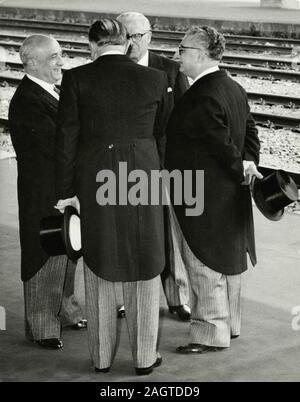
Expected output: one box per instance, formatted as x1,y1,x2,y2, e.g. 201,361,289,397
1,65,300,106
1,17,300,51
0,83,299,130
1,48,300,83
0,37,298,71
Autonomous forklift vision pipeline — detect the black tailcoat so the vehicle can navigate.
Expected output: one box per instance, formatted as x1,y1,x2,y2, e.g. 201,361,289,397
165,70,260,276
56,55,169,282
9,76,60,282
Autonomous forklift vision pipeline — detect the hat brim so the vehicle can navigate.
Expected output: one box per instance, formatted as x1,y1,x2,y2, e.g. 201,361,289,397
252,179,284,221
63,206,82,260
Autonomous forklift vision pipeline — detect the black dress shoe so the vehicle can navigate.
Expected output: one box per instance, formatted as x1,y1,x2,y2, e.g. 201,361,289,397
231,334,240,339
135,356,162,376
95,367,110,373
176,344,228,354
70,319,87,330
117,306,126,319
36,338,63,350
169,305,191,321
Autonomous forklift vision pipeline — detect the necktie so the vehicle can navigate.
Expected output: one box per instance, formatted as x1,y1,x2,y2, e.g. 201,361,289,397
53,86,60,96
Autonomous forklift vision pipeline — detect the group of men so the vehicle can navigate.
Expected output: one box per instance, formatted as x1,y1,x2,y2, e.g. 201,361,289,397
9,12,261,376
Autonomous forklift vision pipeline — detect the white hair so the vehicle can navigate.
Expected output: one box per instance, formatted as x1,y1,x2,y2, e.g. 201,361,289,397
19,34,55,65
117,12,151,31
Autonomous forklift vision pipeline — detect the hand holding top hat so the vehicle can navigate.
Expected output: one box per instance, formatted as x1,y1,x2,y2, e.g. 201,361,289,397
55,196,80,214
252,169,299,221
40,196,82,260
242,161,263,185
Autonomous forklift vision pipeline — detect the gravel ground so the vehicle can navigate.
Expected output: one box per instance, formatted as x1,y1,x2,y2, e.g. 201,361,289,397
250,103,300,118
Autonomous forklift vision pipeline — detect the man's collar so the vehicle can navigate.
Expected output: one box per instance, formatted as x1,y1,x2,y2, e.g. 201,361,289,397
138,51,149,67
26,74,59,100
192,66,220,85
100,50,125,57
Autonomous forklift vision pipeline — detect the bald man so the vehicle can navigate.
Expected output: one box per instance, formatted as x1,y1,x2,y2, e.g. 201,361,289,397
117,12,190,321
9,35,86,350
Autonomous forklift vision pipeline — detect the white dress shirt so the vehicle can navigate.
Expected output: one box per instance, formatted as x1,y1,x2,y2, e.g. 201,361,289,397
100,50,125,57
138,51,149,67
26,74,59,100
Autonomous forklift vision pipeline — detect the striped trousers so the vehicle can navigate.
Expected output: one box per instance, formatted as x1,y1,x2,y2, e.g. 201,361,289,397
169,206,242,348
161,205,190,307
84,264,161,369
24,256,84,341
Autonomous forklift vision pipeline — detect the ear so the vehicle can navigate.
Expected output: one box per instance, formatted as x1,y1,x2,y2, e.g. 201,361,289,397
27,58,37,71
146,31,152,45
196,50,205,63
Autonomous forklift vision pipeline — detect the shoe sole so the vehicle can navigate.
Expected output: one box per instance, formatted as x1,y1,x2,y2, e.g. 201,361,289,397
177,347,228,354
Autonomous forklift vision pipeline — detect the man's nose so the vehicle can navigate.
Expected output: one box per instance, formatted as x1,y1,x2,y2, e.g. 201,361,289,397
57,55,64,66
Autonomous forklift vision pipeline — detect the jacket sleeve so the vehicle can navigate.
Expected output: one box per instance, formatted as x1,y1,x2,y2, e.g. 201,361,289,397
153,72,171,166
243,101,261,165
55,70,80,199
185,96,244,183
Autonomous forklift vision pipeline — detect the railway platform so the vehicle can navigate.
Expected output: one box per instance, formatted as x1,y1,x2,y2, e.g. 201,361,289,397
0,0,300,37
0,157,300,382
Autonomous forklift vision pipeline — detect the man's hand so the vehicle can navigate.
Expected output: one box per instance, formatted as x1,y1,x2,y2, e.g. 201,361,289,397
55,196,80,214
242,161,263,185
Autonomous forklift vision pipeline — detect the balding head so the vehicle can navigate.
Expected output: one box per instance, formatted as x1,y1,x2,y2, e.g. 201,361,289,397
117,12,152,62
20,35,63,84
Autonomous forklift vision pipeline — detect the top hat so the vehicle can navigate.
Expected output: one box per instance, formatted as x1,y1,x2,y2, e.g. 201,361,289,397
40,206,82,260
252,169,298,221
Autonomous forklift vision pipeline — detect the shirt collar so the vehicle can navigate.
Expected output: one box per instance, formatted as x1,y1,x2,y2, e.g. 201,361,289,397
100,50,125,57
193,66,220,85
26,74,59,100
138,51,149,67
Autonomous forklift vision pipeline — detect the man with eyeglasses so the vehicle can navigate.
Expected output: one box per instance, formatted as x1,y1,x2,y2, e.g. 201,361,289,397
165,26,262,354
117,11,191,323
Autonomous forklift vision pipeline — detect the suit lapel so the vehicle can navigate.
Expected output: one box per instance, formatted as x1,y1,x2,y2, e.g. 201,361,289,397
23,75,59,110
148,52,164,70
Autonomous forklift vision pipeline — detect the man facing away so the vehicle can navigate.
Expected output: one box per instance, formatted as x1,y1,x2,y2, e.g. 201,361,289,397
117,11,191,322
9,35,86,350
165,26,262,354
55,19,169,375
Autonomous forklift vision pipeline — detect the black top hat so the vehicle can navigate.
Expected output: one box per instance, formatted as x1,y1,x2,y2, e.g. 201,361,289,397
40,206,82,260
252,169,298,221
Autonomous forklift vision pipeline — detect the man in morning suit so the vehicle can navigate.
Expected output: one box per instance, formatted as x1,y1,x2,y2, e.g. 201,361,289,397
117,11,191,322
165,26,262,354
8,35,86,350
55,19,169,375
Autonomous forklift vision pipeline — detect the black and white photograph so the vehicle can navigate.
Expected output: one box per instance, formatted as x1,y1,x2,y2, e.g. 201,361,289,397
0,0,299,385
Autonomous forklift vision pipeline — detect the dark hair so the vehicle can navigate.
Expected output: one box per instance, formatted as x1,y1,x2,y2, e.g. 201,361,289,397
186,25,226,61
88,18,126,46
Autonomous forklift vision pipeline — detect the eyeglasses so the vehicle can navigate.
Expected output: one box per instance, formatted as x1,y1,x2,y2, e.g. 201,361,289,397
126,31,150,42
178,45,202,55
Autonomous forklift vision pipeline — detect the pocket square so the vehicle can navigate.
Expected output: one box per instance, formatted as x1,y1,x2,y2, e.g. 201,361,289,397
167,87,173,93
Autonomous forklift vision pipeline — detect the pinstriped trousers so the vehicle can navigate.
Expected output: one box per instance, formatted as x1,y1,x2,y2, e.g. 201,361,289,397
84,264,161,369
169,205,242,348
24,256,84,340
161,205,190,307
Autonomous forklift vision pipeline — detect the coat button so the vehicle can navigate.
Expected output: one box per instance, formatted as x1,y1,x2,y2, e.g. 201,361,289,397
108,144,114,149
